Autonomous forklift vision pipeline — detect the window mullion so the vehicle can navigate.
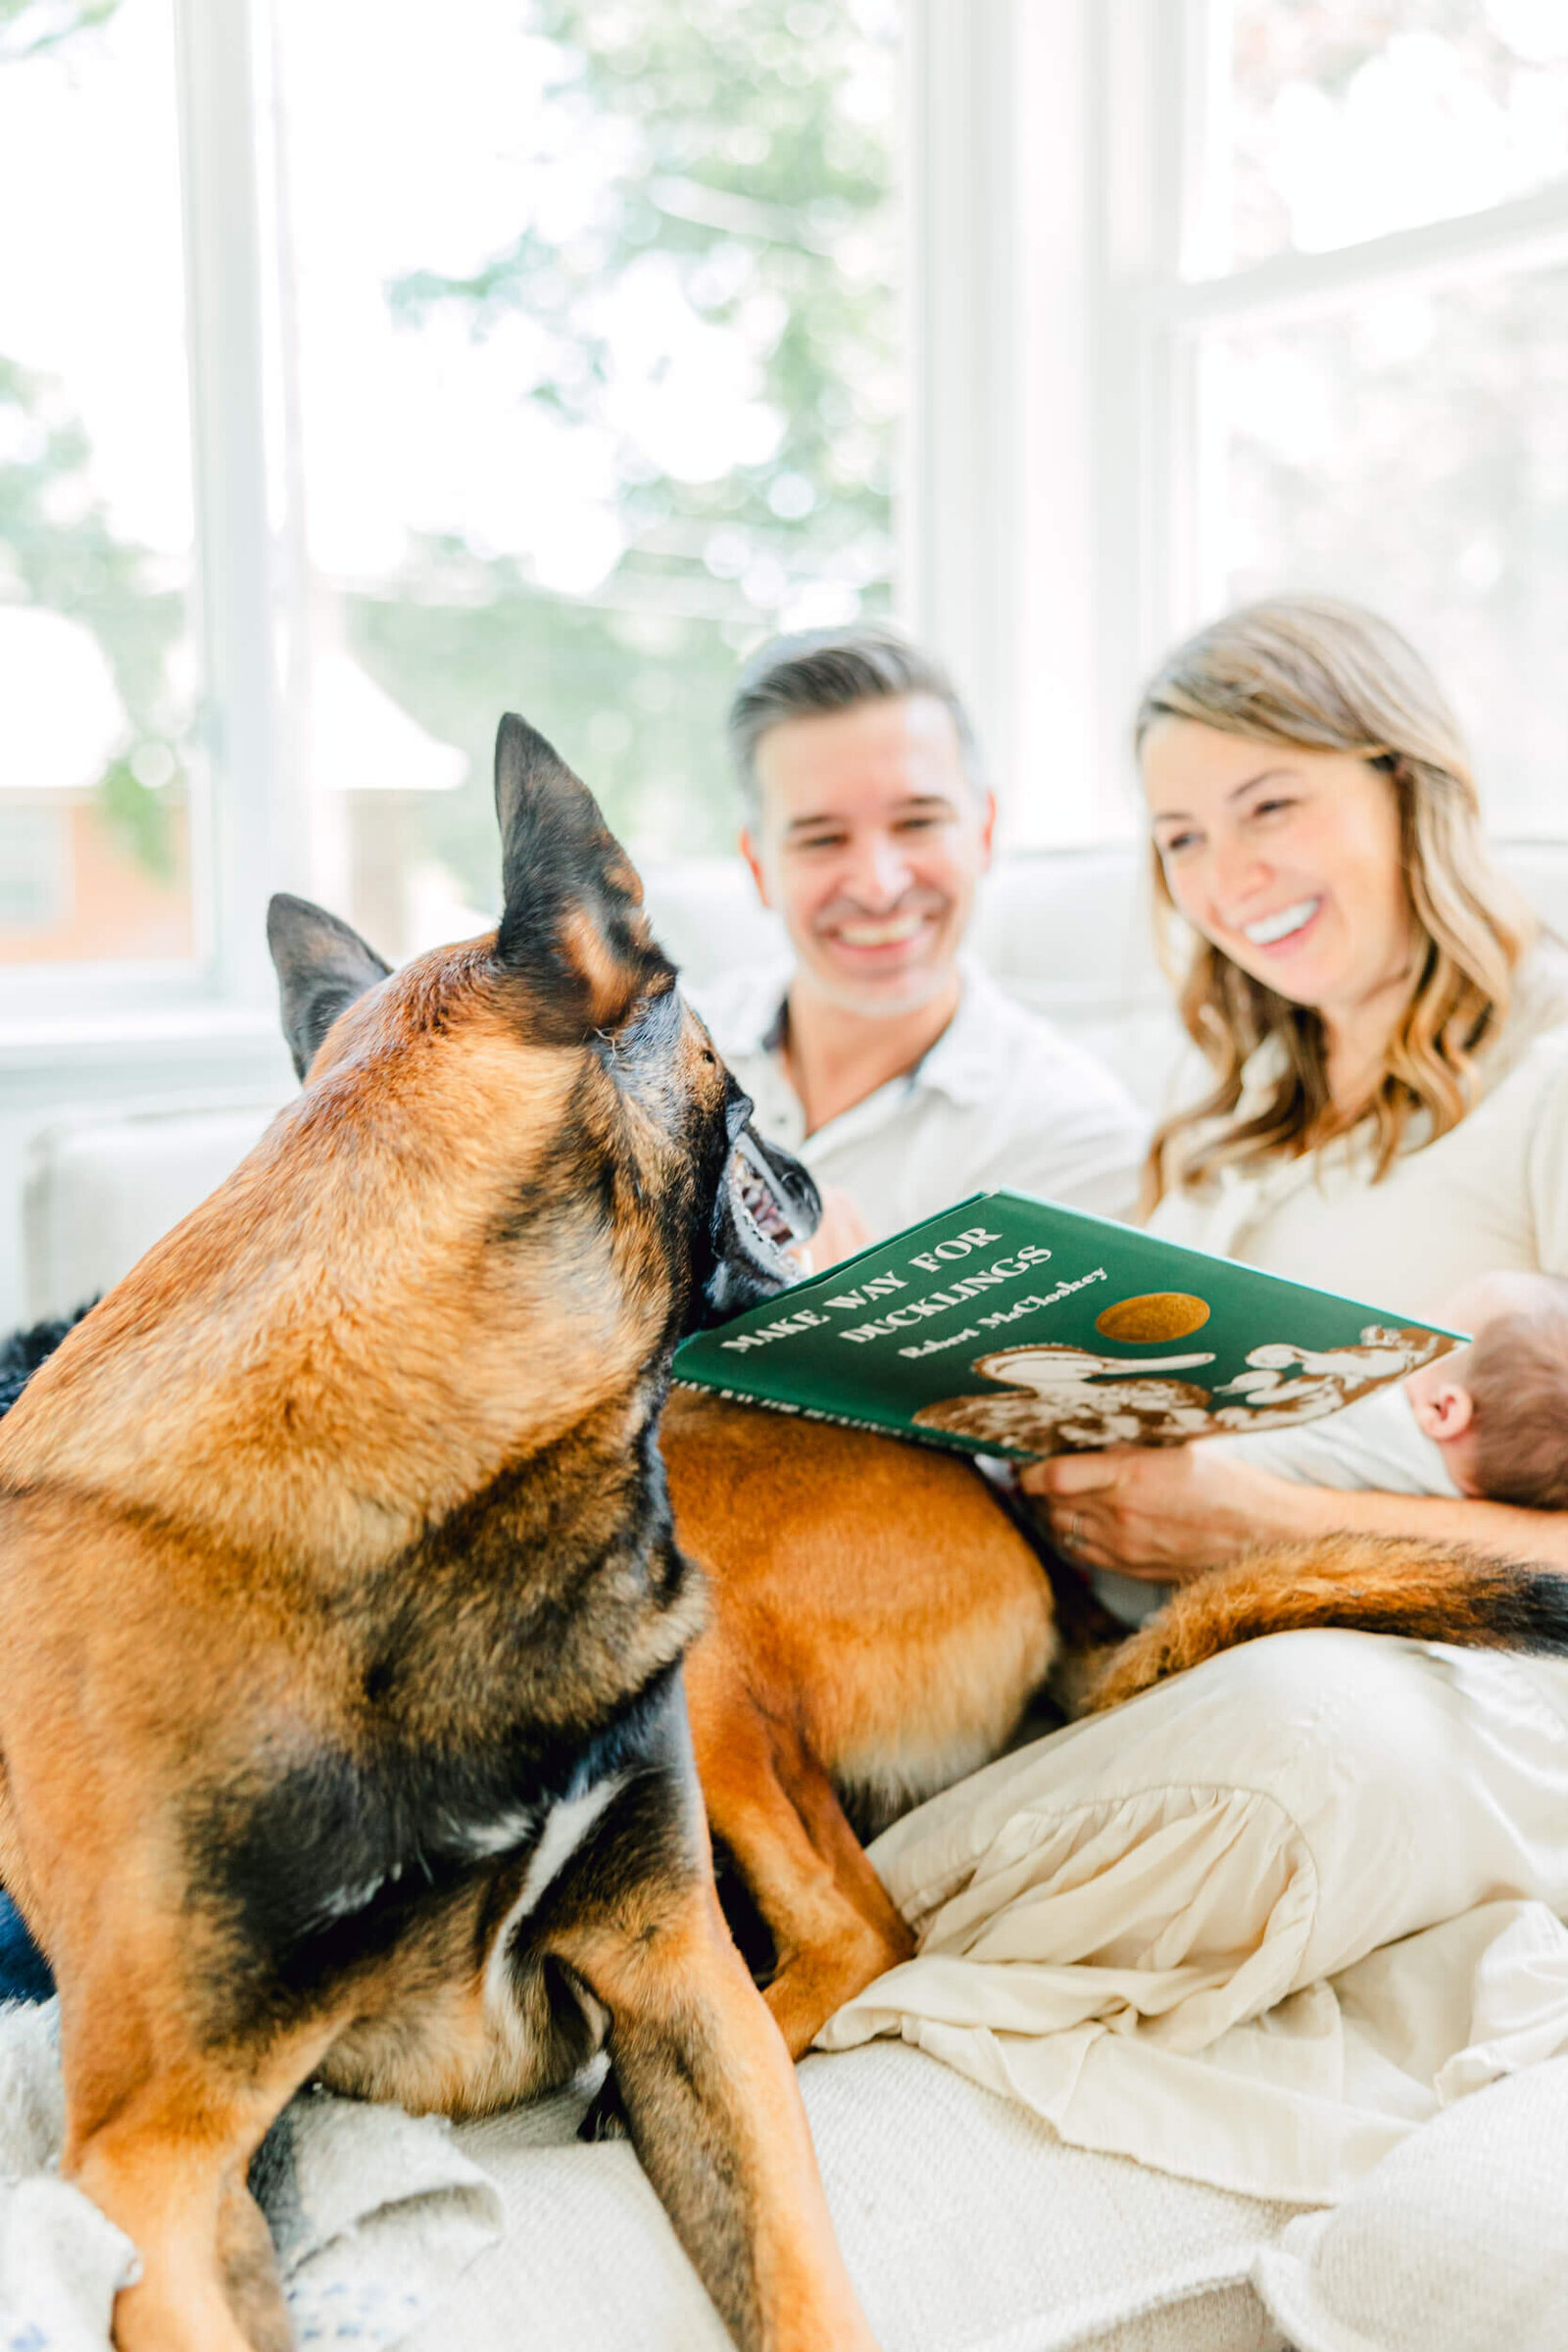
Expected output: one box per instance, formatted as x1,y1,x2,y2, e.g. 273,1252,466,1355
900,0,1023,827
1095,0,1196,821
172,0,286,1012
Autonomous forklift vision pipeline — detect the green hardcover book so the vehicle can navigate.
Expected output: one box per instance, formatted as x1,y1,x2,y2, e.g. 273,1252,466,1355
672,1189,1466,1460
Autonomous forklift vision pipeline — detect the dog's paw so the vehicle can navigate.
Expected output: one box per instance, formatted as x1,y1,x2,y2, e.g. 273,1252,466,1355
578,2070,630,2142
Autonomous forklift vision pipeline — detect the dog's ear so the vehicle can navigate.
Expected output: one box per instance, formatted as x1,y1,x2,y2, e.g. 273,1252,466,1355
493,712,667,1032
267,894,392,1083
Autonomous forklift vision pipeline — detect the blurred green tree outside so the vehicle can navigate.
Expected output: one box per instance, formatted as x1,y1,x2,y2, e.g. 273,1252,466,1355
2,0,897,931
339,0,901,911
0,351,185,880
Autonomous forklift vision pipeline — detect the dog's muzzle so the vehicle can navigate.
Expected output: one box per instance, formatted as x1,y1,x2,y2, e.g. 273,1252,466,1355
701,1124,821,1325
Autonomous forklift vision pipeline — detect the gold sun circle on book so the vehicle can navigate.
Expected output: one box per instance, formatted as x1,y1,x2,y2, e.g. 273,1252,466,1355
1096,1292,1212,1344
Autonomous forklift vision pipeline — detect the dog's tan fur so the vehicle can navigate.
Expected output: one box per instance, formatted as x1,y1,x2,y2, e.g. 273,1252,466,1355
667,1393,1055,2052
1084,1531,1568,1712
12,712,1568,2352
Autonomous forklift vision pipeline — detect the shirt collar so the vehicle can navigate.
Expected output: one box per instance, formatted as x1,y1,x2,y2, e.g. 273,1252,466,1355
908,961,1019,1107
731,957,1009,1106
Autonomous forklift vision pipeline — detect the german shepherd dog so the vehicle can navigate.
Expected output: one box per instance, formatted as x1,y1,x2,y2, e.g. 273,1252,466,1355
0,719,879,2352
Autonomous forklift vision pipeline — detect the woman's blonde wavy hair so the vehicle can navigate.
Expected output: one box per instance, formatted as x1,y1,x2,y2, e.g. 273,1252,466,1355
1139,596,1535,1211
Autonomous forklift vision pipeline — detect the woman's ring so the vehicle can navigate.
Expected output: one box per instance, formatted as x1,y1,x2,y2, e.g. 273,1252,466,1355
1063,1512,1082,1552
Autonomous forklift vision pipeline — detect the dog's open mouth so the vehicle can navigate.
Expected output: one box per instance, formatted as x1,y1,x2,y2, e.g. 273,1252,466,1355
696,1125,822,1328
733,1145,799,1255
725,1127,810,1273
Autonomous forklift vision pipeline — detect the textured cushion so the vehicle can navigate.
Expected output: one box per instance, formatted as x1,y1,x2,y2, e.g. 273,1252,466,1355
402,2043,1294,2352
1254,2056,1568,2352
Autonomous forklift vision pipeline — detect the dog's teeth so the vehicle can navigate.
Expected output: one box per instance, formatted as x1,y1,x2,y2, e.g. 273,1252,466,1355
742,1178,788,1241
730,1152,794,1252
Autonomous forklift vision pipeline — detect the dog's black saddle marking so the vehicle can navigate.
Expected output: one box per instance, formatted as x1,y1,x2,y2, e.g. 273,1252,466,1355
190,1659,682,2028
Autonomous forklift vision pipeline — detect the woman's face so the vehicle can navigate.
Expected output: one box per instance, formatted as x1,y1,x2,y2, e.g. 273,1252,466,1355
1142,717,1413,1031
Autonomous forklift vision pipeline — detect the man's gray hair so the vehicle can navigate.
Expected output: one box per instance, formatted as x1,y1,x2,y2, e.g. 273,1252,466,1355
726,622,983,822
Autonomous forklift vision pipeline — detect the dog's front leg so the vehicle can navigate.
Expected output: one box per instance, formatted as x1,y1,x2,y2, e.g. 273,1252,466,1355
541,1700,879,2352
686,1648,914,2059
59,1974,344,2352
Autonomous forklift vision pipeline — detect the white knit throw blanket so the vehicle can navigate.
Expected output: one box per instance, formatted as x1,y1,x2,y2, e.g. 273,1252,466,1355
0,1998,501,2349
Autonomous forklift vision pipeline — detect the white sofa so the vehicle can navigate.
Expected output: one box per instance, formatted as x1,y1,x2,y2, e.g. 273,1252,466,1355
15,841,1568,2350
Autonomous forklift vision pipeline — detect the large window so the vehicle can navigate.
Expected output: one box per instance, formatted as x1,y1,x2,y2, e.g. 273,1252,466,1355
271,0,900,956
0,0,900,991
1106,0,1568,839
8,0,1568,1010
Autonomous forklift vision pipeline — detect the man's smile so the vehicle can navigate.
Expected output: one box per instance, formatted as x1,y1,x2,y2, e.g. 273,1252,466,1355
826,909,937,953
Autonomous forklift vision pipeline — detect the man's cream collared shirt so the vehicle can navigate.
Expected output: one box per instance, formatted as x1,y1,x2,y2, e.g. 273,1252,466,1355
692,960,1150,1239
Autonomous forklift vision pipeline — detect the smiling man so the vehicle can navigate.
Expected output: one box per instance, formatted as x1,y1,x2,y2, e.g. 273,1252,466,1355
695,625,1149,1261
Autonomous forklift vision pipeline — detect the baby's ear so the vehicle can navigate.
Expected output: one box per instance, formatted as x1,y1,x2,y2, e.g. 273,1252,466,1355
1440,1382,1476,1441
1410,1375,1474,1444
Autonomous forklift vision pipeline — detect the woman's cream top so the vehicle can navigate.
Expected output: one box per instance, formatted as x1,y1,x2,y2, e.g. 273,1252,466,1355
1147,954,1568,1321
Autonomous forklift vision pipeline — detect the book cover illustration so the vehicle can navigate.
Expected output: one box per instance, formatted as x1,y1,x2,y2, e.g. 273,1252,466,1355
672,1189,1463,1460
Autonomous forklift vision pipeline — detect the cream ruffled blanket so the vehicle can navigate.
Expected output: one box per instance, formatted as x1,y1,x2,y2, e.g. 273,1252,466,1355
819,1629,1568,2206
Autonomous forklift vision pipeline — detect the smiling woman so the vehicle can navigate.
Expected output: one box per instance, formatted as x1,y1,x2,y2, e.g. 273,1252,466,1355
1022,594,1568,1584
931,597,1568,2233
1140,596,1532,1204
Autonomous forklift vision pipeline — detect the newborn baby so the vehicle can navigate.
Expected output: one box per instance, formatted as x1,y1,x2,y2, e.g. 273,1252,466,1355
1208,1268,1568,1508
1092,1270,1568,1631
1398,1270,1568,1508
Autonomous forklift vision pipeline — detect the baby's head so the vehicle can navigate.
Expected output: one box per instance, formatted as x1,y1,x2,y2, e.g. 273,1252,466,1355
1404,1271,1568,1508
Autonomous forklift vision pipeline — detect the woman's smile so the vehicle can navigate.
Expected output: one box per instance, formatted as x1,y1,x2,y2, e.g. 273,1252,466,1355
1217,885,1343,999
1240,896,1323,951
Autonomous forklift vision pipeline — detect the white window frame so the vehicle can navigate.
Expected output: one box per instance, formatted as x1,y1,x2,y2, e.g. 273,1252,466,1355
1090,0,1568,841
902,0,1169,849
0,0,292,1080
904,0,1568,849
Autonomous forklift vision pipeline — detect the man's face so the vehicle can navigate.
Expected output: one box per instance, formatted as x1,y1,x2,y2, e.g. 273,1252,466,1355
739,693,995,1018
